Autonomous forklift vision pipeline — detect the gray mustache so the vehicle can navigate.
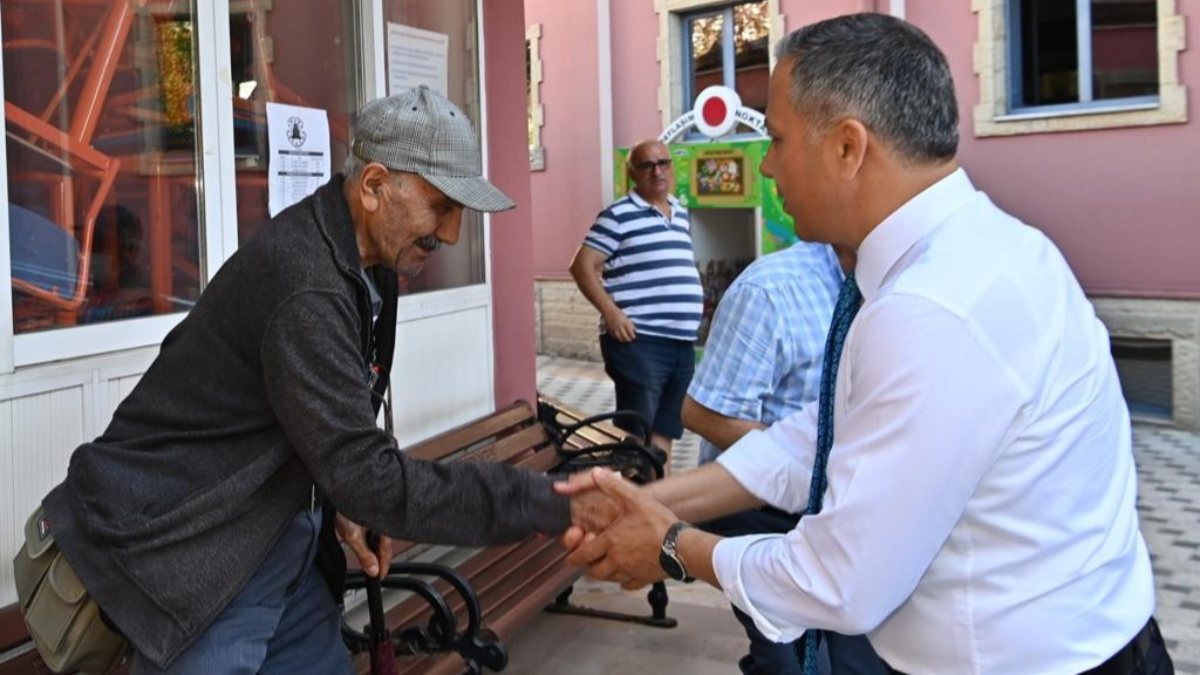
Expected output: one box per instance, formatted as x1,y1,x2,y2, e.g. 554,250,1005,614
415,235,442,251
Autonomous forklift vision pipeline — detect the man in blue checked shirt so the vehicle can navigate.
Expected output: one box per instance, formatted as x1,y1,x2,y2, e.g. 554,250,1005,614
570,139,704,461
683,241,886,675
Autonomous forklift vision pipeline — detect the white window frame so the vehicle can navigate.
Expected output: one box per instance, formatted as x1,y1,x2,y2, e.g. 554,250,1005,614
0,0,401,372
973,0,1187,137
0,11,13,375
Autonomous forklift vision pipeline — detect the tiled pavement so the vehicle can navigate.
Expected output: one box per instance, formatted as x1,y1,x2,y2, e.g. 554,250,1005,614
529,355,1200,673
1136,424,1200,672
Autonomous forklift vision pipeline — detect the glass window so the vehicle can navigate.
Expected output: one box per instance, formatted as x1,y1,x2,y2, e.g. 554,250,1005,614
732,2,769,113
383,0,485,294
1017,0,1079,106
687,11,725,111
1090,0,1158,100
1012,0,1158,110
683,1,768,117
226,1,363,244
527,38,534,151
4,0,205,334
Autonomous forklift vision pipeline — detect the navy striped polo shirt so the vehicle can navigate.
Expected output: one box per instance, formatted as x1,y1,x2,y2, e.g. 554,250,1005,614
582,191,702,342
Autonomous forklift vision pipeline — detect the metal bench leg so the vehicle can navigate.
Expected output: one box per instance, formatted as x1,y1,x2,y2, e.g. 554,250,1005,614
544,581,677,629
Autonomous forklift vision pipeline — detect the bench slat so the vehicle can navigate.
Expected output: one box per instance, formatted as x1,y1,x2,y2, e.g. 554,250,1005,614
460,423,551,465
404,403,535,462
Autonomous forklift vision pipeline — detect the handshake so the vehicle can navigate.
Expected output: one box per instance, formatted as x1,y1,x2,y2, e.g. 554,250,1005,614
555,467,707,590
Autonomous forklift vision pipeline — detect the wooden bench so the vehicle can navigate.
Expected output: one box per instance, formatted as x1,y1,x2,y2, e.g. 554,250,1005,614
0,397,667,675
342,397,669,675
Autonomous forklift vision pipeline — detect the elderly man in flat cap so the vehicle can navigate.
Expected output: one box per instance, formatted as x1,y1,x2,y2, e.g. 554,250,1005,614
39,86,585,674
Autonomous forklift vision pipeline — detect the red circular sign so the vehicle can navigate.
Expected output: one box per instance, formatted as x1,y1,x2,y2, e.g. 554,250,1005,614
702,97,727,127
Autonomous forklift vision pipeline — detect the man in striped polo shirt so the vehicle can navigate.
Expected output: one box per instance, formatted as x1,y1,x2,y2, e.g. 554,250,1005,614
570,139,703,461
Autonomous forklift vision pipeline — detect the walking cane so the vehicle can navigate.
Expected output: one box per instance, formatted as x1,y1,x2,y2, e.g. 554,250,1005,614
366,373,398,675
365,531,397,675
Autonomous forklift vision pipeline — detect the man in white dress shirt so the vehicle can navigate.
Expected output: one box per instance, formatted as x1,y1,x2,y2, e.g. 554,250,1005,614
557,13,1173,675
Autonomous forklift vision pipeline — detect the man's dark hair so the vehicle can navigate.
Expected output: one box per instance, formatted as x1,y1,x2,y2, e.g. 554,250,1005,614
774,12,959,163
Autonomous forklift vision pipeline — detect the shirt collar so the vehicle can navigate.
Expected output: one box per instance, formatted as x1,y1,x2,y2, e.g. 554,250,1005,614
856,168,976,302
628,189,681,214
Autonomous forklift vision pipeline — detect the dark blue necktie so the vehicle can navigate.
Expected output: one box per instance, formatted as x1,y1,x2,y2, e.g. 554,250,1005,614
801,273,863,675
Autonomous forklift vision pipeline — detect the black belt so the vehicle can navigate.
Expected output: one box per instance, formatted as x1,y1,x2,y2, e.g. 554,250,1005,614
1081,618,1162,675
884,618,1164,675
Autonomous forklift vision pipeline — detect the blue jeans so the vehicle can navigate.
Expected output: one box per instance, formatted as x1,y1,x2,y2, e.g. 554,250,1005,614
701,507,888,675
600,334,694,439
130,507,353,675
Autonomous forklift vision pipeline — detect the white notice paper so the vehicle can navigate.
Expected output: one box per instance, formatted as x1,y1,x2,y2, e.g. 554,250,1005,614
266,102,331,217
387,23,449,96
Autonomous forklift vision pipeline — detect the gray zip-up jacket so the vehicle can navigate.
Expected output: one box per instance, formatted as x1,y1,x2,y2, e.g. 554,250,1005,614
42,176,570,668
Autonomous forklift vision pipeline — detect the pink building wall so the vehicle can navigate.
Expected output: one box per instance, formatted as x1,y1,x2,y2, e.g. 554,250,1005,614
908,3,1200,298
486,0,538,405
532,0,1197,297
611,1,662,147
527,0,604,282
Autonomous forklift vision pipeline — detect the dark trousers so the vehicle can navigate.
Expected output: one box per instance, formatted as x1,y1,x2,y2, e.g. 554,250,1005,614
130,507,353,675
600,334,694,439
700,507,889,675
1080,618,1174,675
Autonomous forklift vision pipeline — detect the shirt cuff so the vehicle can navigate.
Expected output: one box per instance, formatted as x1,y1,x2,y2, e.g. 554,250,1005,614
581,240,614,257
686,381,758,420
716,429,810,514
713,534,809,644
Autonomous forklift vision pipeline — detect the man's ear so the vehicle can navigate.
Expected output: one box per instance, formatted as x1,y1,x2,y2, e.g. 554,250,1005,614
832,118,869,181
360,163,390,212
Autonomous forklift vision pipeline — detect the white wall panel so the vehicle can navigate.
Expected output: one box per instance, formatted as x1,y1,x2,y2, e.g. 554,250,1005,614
99,374,146,435
0,399,15,606
1,387,86,605
392,305,495,447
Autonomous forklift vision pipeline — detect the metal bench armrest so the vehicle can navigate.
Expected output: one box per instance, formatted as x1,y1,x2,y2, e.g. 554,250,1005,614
343,562,507,673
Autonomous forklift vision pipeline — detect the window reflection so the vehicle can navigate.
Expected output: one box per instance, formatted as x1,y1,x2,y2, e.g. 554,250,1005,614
1091,0,1158,100
1019,0,1079,106
686,1,768,113
733,1,769,113
4,0,204,334
383,0,485,294
1017,0,1158,108
227,1,361,244
689,12,725,110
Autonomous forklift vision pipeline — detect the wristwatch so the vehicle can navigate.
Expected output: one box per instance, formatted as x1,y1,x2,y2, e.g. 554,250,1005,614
659,521,695,583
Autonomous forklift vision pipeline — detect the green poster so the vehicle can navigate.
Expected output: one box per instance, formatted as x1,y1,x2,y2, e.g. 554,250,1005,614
673,142,760,209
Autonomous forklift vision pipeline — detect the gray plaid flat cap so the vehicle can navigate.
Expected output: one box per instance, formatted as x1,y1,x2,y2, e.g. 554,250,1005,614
351,86,515,212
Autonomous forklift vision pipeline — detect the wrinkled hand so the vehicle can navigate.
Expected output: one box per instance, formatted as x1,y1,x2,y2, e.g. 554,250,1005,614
556,470,623,552
335,514,394,578
603,309,637,343
561,468,678,590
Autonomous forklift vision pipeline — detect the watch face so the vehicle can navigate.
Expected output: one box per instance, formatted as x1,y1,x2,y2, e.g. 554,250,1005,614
659,550,687,581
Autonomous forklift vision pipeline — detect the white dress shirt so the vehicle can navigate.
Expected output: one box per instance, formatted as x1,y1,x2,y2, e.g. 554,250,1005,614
713,169,1154,674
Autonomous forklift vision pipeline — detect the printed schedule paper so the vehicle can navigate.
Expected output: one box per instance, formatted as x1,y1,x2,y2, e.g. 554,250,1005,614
267,102,331,217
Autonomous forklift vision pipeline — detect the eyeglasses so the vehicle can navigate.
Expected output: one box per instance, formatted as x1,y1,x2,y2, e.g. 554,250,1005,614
632,159,673,172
